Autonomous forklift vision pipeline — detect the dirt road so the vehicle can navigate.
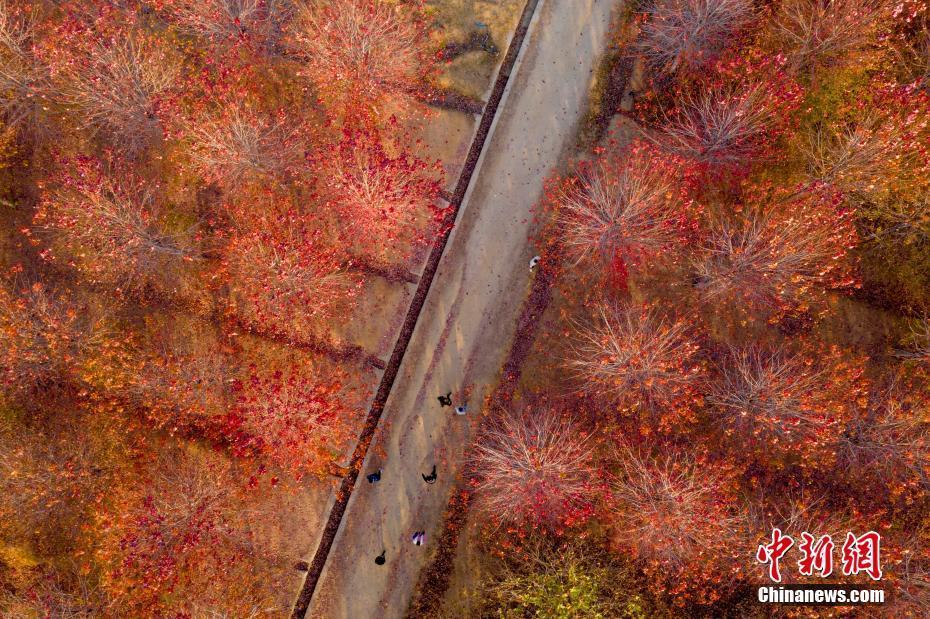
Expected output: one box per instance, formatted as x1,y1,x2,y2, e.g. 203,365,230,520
301,1,617,616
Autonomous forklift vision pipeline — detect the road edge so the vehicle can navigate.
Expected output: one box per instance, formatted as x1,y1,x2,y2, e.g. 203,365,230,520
289,0,543,615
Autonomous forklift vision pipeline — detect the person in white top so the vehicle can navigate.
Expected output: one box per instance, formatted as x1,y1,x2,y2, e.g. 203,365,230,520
529,255,541,271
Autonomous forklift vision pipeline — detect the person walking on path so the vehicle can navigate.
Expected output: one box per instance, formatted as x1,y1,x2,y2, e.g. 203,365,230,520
437,392,453,407
366,469,382,484
411,531,425,546
422,465,437,484
375,550,386,565
455,403,468,415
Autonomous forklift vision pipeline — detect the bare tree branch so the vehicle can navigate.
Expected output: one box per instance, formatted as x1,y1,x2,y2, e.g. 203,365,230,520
558,144,683,268
0,1,54,137
894,316,930,363
39,166,201,292
802,117,904,198
707,345,848,448
570,304,700,417
836,378,930,486
692,204,854,313
185,105,305,189
470,408,596,528
610,448,743,568
637,0,753,76
62,36,178,155
651,82,774,168
290,0,432,115
773,0,888,73
159,0,293,54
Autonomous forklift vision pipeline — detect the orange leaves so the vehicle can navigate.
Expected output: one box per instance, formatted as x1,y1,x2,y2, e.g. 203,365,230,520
34,156,201,295
504,0,930,611
317,119,443,262
607,447,748,603
290,0,435,119
53,26,180,156
154,0,293,55
707,343,864,464
637,0,755,77
692,186,859,319
0,0,56,139
133,335,237,435
94,445,277,615
772,0,893,74
226,363,359,479
222,210,361,341
834,375,930,494
0,0,447,612
0,278,107,402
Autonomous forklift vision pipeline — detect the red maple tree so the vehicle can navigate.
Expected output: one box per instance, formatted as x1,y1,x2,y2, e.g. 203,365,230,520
470,407,598,530
224,363,359,479
317,119,443,264
289,0,435,118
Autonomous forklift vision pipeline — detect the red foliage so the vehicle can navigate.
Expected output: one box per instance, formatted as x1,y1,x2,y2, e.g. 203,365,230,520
152,0,293,55
96,447,275,615
289,0,436,118
183,103,309,190
469,408,599,531
221,209,361,342
135,336,237,436
0,277,108,402
773,0,891,74
223,364,358,479
692,185,859,317
608,448,748,604
887,524,930,615
0,1,57,138
708,343,865,464
637,0,754,76
570,303,702,431
34,156,201,293
317,119,443,263
48,13,180,155
645,55,802,181
556,141,694,275
835,376,930,493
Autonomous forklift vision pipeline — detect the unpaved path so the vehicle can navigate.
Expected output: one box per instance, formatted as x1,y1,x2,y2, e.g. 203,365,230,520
300,1,616,616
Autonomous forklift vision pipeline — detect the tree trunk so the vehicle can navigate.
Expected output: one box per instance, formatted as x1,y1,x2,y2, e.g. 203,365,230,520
439,30,498,62
345,256,419,284
222,314,387,370
415,86,485,115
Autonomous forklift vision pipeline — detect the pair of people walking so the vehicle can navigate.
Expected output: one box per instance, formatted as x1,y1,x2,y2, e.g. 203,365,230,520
438,391,468,415
367,465,436,485
373,531,427,565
